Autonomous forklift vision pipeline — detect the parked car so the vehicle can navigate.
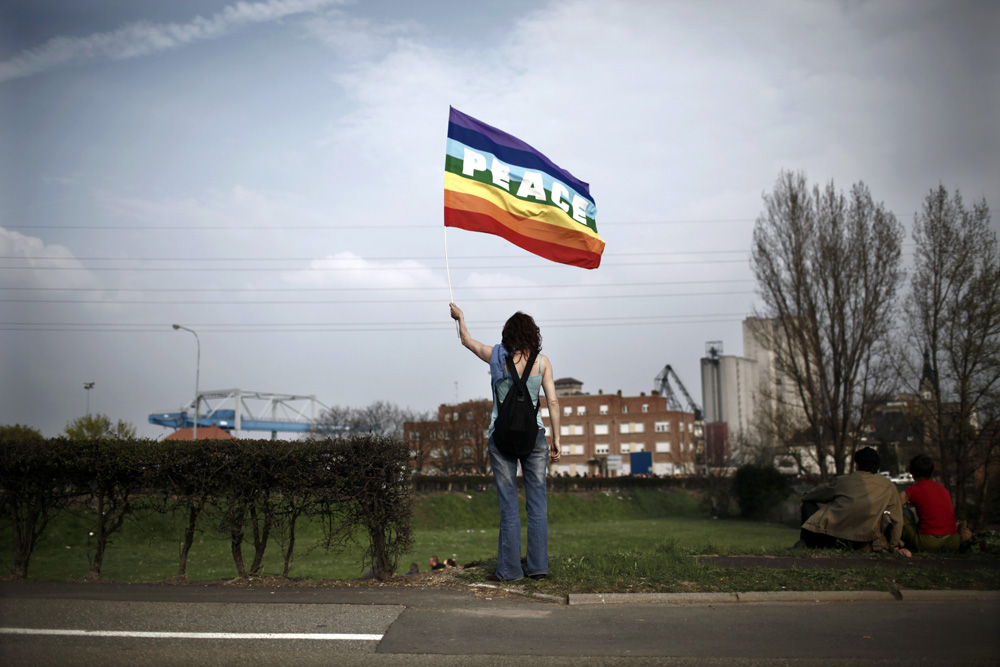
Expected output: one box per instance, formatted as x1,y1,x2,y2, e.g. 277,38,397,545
890,472,914,485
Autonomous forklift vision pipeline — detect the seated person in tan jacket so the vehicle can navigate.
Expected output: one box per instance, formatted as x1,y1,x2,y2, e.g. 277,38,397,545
796,447,911,556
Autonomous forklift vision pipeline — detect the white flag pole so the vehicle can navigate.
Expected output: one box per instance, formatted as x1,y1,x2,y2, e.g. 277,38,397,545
444,226,459,338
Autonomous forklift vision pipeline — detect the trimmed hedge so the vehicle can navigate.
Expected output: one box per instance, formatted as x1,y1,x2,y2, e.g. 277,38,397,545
0,435,412,581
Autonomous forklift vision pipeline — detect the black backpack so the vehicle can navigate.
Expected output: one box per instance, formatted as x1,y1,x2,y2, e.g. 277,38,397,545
492,350,540,458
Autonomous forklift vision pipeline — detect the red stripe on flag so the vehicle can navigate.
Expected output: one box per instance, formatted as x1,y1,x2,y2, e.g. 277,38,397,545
445,207,602,269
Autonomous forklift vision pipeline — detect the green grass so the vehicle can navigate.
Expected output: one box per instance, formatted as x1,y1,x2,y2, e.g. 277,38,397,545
3,489,997,593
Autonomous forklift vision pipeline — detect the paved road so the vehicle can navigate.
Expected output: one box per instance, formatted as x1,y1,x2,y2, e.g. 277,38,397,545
1,582,998,666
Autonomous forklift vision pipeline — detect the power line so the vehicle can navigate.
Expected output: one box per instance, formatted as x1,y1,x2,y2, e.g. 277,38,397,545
0,312,749,333
0,290,757,305
0,249,753,261
0,279,754,293
1,219,757,231
0,258,751,272
2,313,746,327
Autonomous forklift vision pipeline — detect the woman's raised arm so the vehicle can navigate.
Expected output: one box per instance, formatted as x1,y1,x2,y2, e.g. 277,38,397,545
450,303,492,363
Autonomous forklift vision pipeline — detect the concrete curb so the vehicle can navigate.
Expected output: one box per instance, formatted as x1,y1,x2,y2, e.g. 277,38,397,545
569,592,739,605
897,589,1000,601
566,589,1000,605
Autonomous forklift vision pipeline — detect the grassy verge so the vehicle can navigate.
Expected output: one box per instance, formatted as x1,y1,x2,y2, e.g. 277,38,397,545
3,489,997,593
458,545,1000,595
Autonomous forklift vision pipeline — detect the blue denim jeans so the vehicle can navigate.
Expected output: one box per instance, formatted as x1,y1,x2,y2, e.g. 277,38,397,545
488,430,549,581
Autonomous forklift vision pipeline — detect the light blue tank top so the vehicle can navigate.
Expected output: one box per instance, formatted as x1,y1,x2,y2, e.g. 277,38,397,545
488,344,543,438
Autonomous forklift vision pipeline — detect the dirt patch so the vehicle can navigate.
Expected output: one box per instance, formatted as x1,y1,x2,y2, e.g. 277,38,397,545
697,555,1000,571
141,564,521,597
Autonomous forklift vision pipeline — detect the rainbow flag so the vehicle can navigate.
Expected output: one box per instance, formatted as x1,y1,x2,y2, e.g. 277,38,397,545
444,107,604,269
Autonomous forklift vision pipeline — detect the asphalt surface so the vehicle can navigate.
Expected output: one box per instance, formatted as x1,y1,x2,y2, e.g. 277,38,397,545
1,581,998,666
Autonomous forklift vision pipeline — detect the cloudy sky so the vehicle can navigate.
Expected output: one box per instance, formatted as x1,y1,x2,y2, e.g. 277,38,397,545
2,0,997,438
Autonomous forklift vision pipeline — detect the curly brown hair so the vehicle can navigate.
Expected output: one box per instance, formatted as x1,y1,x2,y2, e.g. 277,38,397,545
501,311,541,356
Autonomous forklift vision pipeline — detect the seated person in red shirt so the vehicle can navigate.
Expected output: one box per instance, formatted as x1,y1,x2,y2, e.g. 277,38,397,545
900,454,960,553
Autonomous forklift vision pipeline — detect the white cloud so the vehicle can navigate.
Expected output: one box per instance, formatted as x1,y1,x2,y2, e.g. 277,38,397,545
303,11,419,63
0,226,100,291
0,0,345,83
283,251,445,291
95,186,325,229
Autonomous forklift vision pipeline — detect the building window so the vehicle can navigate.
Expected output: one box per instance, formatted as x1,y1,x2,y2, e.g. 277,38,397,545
621,443,631,454
462,447,472,457
411,431,421,441
656,441,671,453
466,411,473,420
642,404,649,413
460,429,471,439
655,421,671,433
595,444,609,455
560,425,569,436
599,404,609,415
620,422,644,434
453,412,459,421
541,407,550,417
563,406,572,417
444,413,451,422
577,405,586,416
622,404,629,414
633,442,645,452
594,423,609,436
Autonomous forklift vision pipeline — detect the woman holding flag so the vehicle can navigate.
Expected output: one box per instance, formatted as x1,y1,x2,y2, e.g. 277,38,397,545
449,302,561,581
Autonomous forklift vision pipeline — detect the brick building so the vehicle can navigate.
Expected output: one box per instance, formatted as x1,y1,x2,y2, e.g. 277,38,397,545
542,381,698,476
404,380,698,477
405,400,492,476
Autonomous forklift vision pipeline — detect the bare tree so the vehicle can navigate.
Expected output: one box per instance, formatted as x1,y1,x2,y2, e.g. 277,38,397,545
904,186,999,525
319,401,430,441
751,171,904,478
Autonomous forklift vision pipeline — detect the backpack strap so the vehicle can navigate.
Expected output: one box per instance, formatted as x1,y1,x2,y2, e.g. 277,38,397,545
505,350,540,404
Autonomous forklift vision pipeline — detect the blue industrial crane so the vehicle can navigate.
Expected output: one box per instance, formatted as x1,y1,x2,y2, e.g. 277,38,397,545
149,389,374,438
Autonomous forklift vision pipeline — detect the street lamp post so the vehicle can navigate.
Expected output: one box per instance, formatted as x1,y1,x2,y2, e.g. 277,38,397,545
172,324,201,441
83,382,95,415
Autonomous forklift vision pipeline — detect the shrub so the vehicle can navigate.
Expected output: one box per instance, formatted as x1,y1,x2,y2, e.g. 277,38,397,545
732,464,791,521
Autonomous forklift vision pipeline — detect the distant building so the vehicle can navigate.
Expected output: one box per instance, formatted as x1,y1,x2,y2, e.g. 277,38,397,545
542,385,697,477
404,400,492,476
859,394,923,474
163,425,234,441
554,377,585,397
701,318,811,470
700,350,758,465
404,382,698,477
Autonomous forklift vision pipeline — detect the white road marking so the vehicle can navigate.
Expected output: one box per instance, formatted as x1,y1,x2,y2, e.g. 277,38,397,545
0,628,382,641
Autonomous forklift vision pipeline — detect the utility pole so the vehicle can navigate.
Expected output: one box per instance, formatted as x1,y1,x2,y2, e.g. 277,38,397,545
173,324,201,441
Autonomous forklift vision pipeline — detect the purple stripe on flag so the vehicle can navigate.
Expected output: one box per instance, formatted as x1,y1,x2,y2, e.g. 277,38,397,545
448,107,591,198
